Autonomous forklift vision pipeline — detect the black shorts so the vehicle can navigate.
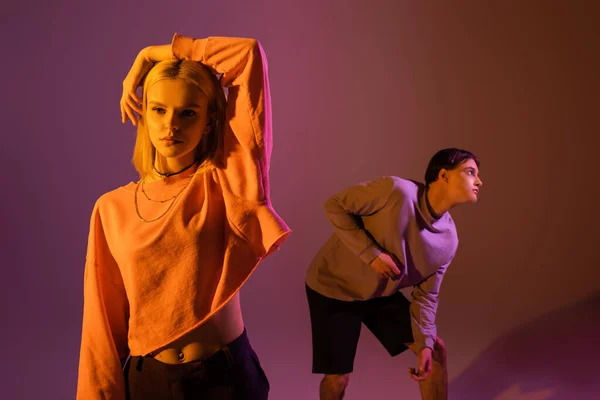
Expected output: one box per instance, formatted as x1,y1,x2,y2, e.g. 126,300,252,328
306,284,414,374
124,329,269,400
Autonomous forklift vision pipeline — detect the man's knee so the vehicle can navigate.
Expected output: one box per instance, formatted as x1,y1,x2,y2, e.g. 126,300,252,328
322,373,351,393
433,336,447,364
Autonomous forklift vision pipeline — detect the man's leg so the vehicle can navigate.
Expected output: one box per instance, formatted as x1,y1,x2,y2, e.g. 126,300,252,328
306,285,363,400
320,373,351,400
408,336,448,400
362,292,447,399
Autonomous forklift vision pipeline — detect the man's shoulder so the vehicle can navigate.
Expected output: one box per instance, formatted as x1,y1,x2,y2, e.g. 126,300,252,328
389,177,423,200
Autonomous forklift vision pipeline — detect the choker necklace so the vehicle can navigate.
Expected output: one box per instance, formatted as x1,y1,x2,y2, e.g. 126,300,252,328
153,161,197,178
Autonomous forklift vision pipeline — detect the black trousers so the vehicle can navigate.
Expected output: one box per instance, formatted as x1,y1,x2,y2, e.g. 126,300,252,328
306,284,414,374
124,329,269,399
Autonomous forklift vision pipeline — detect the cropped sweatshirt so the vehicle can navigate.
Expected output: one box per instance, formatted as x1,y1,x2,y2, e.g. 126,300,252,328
76,34,291,399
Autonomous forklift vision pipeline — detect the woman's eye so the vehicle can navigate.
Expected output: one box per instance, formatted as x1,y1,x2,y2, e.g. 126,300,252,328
152,107,165,114
182,110,196,117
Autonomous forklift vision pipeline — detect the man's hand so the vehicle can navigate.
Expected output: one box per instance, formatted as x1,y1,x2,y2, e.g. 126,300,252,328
408,347,432,381
370,253,401,280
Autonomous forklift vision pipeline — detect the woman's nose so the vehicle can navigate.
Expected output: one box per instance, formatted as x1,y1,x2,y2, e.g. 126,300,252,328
165,112,181,130
165,118,180,132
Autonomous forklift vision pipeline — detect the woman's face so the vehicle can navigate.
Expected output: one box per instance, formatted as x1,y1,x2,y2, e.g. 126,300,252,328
145,78,210,164
446,158,483,203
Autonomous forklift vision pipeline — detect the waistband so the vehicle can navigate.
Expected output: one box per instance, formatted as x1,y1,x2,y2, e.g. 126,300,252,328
131,328,250,380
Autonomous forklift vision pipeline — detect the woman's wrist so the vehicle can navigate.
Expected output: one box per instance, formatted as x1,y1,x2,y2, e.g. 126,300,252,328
140,44,172,63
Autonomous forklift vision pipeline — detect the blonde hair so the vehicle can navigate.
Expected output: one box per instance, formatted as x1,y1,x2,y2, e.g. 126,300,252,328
132,59,227,178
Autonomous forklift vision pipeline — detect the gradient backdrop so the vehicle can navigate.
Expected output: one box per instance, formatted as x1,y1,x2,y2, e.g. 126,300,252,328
3,1,600,399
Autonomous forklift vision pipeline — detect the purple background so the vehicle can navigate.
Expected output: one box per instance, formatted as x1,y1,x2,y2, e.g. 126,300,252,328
3,0,600,399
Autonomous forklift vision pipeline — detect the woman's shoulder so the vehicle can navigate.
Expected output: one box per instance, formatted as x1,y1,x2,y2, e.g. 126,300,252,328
91,181,137,213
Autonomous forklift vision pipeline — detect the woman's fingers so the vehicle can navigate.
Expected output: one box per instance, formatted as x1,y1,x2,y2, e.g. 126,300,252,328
126,106,137,126
120,51,155,126
120,103,126,124
132,90,142,105
119,91,142,126
126,95,142,115
121,101,137,126
120,98,130,125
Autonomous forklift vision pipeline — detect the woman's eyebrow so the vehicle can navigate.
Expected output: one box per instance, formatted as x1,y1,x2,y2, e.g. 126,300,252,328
184,103,204,108
148,101,203,108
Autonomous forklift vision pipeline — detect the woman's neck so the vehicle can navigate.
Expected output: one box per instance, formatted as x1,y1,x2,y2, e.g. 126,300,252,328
145,157,198,182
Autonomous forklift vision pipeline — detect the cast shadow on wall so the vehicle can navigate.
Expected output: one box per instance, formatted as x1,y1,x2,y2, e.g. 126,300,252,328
450,292,600,400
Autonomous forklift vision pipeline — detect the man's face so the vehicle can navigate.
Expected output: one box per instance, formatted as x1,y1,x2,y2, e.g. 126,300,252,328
446,159,483,203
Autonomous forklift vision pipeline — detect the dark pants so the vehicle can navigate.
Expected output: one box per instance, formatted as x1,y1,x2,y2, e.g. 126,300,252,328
124,329,269,399
306,284,414,374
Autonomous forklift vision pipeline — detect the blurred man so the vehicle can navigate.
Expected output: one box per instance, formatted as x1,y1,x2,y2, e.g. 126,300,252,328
306,148,482,400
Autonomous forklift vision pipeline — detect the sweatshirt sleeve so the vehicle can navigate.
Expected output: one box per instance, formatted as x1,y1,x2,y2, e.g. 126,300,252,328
409,260,451,353
323,177,395,265
171,34,291,259
171,34,274,203
76,201,130,400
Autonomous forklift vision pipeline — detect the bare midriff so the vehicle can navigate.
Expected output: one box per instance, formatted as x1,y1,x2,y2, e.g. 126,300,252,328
150,293,244,364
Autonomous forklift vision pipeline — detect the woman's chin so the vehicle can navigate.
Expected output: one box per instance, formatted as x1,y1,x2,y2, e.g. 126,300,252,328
155,148,190,160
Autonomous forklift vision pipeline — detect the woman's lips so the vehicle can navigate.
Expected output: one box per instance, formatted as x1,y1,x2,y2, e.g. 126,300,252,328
160,138,182,144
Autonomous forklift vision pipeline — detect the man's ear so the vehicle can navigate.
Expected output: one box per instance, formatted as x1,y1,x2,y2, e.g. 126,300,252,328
438,169,449,183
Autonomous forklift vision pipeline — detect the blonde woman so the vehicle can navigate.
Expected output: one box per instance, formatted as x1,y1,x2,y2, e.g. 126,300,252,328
76,34,290,399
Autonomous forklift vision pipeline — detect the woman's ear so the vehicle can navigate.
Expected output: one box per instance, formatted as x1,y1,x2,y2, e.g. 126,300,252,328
209,111,217,128
203,112,217,134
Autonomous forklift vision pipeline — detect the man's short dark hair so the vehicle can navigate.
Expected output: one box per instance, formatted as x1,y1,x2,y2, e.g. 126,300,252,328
424,148,480,187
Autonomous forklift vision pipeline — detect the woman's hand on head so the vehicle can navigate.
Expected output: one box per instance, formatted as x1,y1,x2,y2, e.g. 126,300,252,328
120,49,153,126
120,45,176,126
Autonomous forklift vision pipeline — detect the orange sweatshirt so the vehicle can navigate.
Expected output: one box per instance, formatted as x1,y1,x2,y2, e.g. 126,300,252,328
76,34,291,399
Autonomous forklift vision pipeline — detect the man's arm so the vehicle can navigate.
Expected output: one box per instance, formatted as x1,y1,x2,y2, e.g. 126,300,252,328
409,261,451,353
323,176,395,265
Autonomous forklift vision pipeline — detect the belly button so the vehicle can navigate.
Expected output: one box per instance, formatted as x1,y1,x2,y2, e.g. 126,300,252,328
178,351,185,361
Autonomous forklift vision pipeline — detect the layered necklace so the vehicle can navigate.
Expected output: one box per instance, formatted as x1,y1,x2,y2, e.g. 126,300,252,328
134,161,197,223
